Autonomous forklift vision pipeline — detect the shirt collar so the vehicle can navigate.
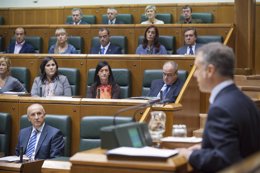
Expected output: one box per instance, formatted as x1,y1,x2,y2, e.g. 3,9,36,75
209,80,234,104
33,122,45,133
101,42,111,50
16,40,25,45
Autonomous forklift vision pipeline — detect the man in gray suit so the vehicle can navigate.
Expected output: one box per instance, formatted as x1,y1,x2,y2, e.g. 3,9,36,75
178,42,260,172
176,27,203,55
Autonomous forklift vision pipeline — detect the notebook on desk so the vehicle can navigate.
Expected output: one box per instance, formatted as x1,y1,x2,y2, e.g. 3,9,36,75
106,146,178,162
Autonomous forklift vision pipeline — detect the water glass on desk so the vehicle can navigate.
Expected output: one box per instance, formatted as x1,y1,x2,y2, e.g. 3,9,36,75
148,111,166,145
172,124,187,137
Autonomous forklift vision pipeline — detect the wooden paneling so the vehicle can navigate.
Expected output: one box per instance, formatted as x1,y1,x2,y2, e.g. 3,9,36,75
255,3,260,74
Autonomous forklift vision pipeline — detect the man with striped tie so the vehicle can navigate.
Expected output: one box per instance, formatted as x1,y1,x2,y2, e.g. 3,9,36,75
15,104,64,160
148,61,184,103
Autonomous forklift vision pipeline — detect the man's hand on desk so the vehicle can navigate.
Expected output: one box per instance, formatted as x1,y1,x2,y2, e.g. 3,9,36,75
177,143,201,160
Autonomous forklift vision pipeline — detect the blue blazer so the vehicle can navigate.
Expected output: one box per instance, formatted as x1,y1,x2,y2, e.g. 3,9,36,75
148,78,184,102
102,18,124,24
189,84,260,172
90,44,122,54
176,43,203,55
6,42,35,53
15,124,65,159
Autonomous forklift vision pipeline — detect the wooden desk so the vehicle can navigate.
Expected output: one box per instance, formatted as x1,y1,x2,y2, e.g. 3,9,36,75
0,95,188,156
0,160,44,173
42,160,71,173
70,148,188,173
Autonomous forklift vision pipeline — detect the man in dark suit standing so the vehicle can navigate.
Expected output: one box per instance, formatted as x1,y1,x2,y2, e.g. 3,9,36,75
66,8,88,25
15,104,64,160
148,61,184,103
103,7,124,25
90,28,122,54
178,42,260,172
176,27,203,55
6,27,35,54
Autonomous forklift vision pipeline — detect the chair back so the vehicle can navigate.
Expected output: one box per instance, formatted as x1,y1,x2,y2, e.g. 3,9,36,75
10,67,30,92
138,35,176,54
142,69,188,96
0,37,3,52
66,15,96,24
58,67,80,96
87,68,131,98
20,114,72,156
0,113,11,156
196,35,223,44
10,36,43,53
140,13,173,24
0,16,4,25
80,116,133,151
102,14,133,24
179,12,214,23
49,36,84,53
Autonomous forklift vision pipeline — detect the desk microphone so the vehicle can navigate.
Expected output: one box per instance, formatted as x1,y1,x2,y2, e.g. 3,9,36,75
97,88,100,98
39,86,42,97
19,147,23,163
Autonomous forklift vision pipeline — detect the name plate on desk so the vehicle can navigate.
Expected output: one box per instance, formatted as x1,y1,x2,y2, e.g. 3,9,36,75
106,146,178,161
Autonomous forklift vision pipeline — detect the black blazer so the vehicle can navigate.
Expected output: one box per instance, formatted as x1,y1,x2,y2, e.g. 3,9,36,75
148,78,184,102
6,42,35,53
189,84,260,172
102,18,124,24
90,44,122,54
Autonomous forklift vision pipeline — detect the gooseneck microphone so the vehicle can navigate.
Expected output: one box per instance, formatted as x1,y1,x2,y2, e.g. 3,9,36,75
112,98,161,126
97,88,100,98
19,147,23,163
39,86,42,97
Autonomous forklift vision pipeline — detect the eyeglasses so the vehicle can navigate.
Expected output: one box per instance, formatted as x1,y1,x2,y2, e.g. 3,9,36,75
162,72,176,77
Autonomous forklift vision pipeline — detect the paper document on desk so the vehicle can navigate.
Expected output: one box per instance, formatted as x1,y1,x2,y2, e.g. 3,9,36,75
161,136,202,143
106,146,178,161
0,155,29,162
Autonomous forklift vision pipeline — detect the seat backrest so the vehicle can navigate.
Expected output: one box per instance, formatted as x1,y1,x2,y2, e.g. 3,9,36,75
58,67,80,96
87,68,131,98
0,16,4,25
196,35,223,44
140,13,173,24
0,113,11,156
66,15,96,24
49,36,84,53
91,36,127,54
142,69,188,96
80,116,133,151
10,67,30,92
20,114,71,157
0,37,3,52
138,35,176,54
11,36,43,53
102,14,133,24
179,12,214,23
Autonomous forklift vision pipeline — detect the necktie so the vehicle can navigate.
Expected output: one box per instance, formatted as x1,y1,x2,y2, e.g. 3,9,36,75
189,45,194,55
26,130,38,159
163,85,171,99
100,47,105,54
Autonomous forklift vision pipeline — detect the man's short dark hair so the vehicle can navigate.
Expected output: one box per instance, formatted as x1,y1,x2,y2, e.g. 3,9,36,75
182,5,192,12
184,27,197,38
197,42,235,78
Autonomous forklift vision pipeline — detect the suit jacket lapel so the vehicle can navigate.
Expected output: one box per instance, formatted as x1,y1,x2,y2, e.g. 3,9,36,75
35,125,48,155
106,45,112,54
23,127,33,153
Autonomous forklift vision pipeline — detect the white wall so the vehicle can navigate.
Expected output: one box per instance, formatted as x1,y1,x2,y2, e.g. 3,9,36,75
0,0,235,8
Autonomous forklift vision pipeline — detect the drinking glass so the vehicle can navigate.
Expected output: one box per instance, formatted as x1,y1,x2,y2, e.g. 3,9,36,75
148,111,166,146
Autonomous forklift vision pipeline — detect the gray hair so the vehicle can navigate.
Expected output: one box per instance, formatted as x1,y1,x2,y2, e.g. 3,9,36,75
163,61,179,72
197,42,235,78
71,8,83,17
